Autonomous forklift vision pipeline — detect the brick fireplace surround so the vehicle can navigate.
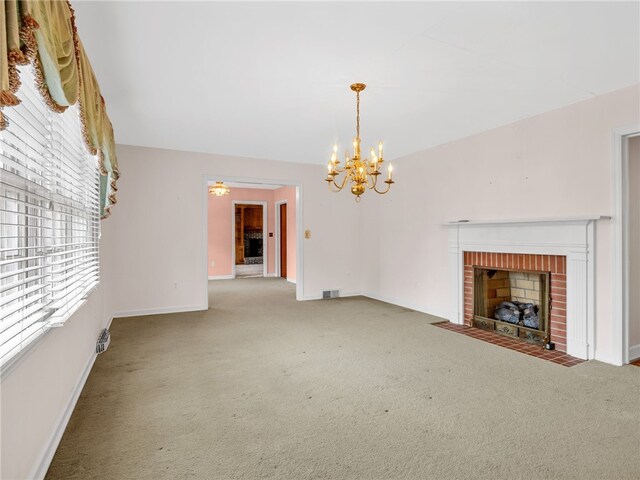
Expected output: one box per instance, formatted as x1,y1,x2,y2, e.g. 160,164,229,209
464,252,567,352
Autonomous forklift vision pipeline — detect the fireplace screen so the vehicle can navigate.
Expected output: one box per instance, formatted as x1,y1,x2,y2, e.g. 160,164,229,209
473,268,550,345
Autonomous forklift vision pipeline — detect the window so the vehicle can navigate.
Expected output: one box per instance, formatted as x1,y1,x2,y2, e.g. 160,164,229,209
0,66,100,367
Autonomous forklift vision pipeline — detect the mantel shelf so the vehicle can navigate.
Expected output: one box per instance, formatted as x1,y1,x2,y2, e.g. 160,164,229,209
443,215,610,227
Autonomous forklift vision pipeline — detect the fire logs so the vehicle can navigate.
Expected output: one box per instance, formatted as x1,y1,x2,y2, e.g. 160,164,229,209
494,301,540,329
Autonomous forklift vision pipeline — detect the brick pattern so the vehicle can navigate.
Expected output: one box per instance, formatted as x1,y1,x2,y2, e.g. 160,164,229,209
463,252,567,353
509,271,542,305
433,321,584,367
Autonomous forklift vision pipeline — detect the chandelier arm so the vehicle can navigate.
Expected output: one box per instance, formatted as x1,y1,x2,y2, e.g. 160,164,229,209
336,172,351,190
328,181,343,193
328,172,349,192
366,173,377,190
373,181,393,195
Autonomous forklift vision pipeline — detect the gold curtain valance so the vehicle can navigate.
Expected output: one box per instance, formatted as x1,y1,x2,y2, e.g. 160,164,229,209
0,0,118,218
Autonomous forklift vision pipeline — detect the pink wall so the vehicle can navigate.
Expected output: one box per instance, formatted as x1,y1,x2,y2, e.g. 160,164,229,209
274,186,297,282
208,188,276,277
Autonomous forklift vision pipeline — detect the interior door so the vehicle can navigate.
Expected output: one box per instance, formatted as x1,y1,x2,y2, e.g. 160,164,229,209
235,205,244,265
280,203,287,278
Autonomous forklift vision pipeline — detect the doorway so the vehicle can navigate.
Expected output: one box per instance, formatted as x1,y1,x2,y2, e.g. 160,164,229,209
628,136,640,362
613,127,640,365
232,201,268,278
279,203,287,278
204,177,303,302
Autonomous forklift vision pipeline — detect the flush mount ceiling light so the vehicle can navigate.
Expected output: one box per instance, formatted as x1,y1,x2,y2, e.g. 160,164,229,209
209,181,230,196
325,83,394,202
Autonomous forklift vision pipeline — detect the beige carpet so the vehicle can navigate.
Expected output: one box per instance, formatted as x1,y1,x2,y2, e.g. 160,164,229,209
46,278,640,480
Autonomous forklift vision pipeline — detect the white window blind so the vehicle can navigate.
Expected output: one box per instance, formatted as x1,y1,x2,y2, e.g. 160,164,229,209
0,66,100,367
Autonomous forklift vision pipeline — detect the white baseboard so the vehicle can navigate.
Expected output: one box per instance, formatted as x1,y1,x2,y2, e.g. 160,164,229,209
362,292,449,321
286,278,296,284
208,274,234,280
113,304,207,319
629,344,640,362
265,273,278,278
302,294,322,301
339,291,361,298
29,315,113,480
301,290,362,301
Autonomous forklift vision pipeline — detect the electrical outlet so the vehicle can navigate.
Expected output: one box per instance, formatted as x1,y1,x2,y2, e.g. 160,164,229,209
211,260,215,267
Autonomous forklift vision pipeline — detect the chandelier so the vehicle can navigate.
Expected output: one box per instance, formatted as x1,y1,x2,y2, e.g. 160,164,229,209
325,83,394,201
209,181,230,196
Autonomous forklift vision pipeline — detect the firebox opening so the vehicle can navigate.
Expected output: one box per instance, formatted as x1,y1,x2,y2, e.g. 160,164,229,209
473,268,550,345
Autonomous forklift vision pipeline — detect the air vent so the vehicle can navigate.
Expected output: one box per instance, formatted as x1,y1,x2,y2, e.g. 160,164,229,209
96,328,111,354
322,290,340,299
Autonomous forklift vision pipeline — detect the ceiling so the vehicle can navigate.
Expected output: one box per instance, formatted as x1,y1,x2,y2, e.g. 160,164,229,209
73,1,640,165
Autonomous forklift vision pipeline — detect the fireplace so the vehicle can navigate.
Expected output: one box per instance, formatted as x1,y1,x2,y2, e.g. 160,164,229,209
447,217,605,360
464,252,567,352
473,267,550,345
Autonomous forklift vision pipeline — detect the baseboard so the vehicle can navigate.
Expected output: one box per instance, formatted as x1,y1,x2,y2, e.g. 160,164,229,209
301,289,452,323
362,292,449,321
265,273,278,278
301,291,362,301
302,294,322,301
113,304,207,318
208,274,234,280
29,315,113,480
629,344,640,362
286,278,296,284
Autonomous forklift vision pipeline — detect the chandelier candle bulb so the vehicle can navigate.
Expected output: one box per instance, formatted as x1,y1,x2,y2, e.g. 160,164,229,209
378,141,383,158
388,164,393,180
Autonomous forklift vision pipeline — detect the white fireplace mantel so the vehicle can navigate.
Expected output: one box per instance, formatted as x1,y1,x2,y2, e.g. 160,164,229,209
445,216,610,360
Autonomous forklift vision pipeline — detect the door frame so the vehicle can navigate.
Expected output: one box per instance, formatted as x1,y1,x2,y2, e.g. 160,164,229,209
612,125,640,365
275,200,287,278
203,176,303,302
231,200,268,279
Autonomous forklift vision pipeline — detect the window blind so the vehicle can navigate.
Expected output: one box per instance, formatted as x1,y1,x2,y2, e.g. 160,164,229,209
0,66,100,366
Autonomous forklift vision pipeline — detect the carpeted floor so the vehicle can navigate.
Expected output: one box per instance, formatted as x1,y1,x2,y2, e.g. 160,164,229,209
46,278,640,480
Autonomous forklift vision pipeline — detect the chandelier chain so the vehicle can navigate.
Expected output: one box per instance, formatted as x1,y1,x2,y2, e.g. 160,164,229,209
356,91,360,140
